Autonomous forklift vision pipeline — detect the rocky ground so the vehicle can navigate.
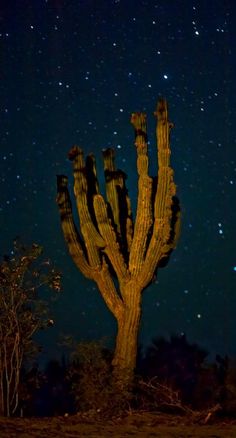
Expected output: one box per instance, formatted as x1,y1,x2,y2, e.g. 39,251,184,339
0,411,236,437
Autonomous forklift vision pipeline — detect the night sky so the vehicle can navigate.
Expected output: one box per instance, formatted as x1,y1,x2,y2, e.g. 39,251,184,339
0,0,235,363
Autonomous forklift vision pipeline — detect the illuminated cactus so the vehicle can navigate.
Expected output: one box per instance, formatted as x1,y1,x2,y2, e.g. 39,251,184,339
56,99,180,384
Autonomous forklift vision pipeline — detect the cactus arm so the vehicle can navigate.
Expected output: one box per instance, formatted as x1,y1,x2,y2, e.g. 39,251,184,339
154,99,177,249
125,193,133,253
172,206,181,248
86,153,99,196
154,99,176,222
139,99,176,287
94,257,124,319
56,175,94,279
114,170,133,255
103,149,133,252
168,196,181,252
93,194,129,284
69,146,104,269
103,149,121,233
129,113,153,277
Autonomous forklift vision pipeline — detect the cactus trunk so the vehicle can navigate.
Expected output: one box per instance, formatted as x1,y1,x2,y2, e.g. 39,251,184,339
112,283,142,383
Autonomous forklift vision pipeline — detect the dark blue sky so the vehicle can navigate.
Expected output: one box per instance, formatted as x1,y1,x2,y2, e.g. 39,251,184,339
0,0,235,362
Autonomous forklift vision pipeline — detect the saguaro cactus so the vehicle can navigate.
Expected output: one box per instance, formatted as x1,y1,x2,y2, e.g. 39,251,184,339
57,99,180,384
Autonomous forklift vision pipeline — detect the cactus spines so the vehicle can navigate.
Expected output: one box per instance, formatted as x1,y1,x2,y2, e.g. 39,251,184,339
57,98,180,385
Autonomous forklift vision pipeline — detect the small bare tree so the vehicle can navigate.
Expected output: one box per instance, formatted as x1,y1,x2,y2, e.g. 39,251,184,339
0,240,61,416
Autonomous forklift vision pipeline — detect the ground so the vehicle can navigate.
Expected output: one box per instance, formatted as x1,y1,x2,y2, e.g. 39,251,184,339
0,412,236,437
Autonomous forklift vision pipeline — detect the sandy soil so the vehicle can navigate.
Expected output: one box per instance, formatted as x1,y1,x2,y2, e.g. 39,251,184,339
0,412,236,437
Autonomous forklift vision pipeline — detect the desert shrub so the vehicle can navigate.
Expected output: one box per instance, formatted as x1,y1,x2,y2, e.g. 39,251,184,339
67,340,131,417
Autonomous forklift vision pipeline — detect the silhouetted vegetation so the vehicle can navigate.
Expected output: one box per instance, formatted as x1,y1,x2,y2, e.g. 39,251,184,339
11,335,236,421
137,334,208,406
19,358,73,417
